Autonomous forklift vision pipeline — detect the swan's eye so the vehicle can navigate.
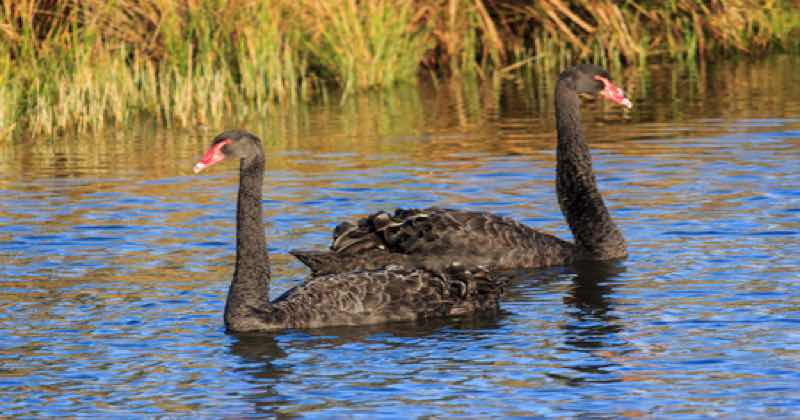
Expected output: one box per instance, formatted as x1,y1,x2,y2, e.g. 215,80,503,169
593,75,608,91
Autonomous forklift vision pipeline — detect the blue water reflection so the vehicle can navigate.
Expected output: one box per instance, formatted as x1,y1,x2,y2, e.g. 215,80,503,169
1,56,799,417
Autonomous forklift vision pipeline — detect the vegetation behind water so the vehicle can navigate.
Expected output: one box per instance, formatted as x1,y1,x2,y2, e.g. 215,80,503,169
1,0,798,141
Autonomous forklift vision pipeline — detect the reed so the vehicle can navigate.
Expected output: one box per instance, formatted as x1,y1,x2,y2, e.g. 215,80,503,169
293,0,430,96
1,0,798,141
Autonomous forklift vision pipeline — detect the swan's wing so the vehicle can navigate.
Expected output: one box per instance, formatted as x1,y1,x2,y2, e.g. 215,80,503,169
269,265,502,329
376,207,554,253
291,207,576,274
289,249,416,276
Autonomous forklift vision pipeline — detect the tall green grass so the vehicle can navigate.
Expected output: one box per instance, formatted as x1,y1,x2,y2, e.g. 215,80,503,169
295,0,430,96
1,0,798,141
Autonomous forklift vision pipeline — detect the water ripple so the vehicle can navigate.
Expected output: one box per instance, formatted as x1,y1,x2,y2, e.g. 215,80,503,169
1,57,800,417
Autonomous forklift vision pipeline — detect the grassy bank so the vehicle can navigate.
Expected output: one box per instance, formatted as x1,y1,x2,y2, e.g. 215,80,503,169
1,0,798,140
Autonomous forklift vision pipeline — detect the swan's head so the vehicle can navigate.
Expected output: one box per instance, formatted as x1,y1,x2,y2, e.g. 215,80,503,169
193,130,264,173
561,64,633,109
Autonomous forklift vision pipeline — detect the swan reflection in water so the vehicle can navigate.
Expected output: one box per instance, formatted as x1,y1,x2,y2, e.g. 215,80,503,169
226,261,627,415
555,261,628,385
227,312,505,415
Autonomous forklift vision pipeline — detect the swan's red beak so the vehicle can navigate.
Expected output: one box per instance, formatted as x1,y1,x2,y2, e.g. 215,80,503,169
595,75,633,109
193,139,232,173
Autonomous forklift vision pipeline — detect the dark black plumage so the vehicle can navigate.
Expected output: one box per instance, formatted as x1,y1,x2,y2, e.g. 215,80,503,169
291,64,631,274
193,130,503,333
291,207,575,275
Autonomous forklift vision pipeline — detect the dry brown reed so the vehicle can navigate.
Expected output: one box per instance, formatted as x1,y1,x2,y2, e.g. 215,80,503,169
1,0,797,140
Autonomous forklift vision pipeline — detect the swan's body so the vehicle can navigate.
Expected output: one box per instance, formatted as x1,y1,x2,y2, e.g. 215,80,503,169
292,64,631,274
193,131,502,333
228,265,500,332
291,207,575,275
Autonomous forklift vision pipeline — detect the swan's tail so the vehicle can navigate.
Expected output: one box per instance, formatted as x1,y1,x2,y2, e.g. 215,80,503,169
289,250,341,275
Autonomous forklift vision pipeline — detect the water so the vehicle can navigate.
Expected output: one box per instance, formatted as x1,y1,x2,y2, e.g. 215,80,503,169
2,56,800,417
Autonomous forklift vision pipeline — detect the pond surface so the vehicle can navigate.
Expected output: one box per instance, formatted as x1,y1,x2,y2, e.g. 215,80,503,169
1,56,799,417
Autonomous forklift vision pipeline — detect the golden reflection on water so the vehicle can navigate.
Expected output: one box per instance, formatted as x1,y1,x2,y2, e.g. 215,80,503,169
2,56,798,175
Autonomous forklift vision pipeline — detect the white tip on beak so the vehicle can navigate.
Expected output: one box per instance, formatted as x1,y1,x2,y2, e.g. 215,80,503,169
193,162,207,174
621,98,633,109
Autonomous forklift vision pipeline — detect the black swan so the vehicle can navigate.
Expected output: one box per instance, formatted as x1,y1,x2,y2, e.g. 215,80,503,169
193,130,503,333
291,64,632,275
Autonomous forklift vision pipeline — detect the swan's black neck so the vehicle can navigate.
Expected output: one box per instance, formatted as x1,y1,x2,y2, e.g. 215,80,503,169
224,156,272,329
555,79,626,260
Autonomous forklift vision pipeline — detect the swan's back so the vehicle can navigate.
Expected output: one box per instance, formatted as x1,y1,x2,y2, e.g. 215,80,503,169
245,264,503,331
291,207,576,275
